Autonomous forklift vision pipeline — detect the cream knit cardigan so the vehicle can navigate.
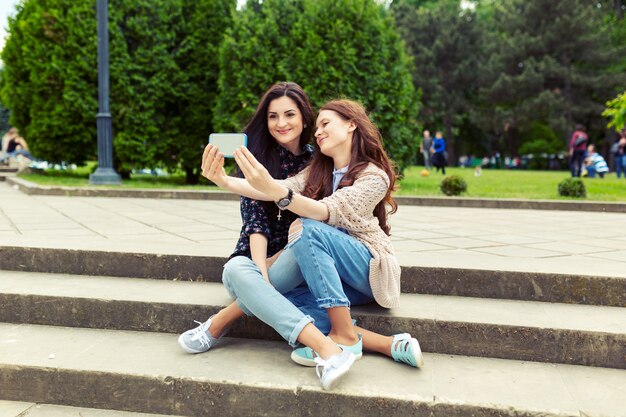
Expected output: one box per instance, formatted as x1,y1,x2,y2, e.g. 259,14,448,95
278,163,401,308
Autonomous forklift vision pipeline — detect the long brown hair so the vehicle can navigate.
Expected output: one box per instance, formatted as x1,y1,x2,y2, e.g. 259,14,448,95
302,99,398,235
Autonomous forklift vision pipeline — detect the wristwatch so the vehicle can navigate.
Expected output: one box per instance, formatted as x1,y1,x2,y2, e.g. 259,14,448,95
276,188,293,210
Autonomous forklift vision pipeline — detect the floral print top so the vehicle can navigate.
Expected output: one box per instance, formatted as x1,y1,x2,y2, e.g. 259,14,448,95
230,143,314,259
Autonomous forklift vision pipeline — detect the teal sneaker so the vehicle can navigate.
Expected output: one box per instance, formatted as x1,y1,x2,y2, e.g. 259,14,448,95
391,333,424,368
291,333,362,367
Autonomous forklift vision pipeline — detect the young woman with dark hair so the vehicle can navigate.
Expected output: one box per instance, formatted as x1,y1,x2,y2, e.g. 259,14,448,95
194,99,423,390
178,81,316,354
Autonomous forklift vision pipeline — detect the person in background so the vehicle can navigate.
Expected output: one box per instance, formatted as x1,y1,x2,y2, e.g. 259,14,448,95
569,124,588,177
612,129,626,178
0,127,35,164
430,130,446,175
419,129,433,170
584,144,609,178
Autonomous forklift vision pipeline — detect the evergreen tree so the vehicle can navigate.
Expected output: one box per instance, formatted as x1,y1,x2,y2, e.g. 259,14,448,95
482,0,625,152
392,0,481,163
215,0,419,171
1,0,98,164
0,69,11,134
1,0,233,177
166,0,235,184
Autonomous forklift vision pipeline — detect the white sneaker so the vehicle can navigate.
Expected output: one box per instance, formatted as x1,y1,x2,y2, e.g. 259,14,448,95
314,350,356,390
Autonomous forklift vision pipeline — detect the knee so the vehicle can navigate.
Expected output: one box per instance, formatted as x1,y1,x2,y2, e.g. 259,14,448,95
287,218,303,245
222,256,256,288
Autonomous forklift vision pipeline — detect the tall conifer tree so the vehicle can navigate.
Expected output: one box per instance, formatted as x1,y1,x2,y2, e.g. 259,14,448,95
482,0,624,150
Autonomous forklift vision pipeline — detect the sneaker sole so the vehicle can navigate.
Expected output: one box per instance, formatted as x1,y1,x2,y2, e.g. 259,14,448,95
410,338,425,368
177,334,209,354
322,353,356,391
291,350,363,367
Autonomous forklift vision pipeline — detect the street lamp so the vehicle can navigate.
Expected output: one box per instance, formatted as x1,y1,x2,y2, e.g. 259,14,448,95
89,0,121,185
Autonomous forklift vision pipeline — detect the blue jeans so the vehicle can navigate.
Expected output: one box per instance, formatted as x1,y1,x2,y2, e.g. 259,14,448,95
571,150,585,177
222,219,374,347
223,252,316,348
422,151,431,169
616,155,626,178
286,218,374,309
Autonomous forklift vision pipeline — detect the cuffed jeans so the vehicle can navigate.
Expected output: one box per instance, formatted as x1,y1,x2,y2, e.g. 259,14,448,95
222,219,374,347
223,251,315,348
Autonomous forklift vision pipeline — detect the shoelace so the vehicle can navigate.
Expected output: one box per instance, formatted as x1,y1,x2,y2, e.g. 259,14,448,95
314,355,339,379
189,320,212,348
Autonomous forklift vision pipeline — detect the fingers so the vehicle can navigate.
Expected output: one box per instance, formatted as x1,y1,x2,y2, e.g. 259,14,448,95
234,146,254,177
201,144,216,173
239,146,263,169
201,144,224,182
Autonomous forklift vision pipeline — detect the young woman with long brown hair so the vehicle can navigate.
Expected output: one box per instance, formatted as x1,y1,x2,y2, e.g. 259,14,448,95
192,99,423,390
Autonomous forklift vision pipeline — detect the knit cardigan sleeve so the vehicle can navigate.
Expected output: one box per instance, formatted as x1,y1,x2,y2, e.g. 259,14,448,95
277,166,309,193
320,170,389,231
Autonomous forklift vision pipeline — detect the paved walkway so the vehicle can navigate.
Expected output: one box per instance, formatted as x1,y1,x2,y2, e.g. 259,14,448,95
1,182,625,278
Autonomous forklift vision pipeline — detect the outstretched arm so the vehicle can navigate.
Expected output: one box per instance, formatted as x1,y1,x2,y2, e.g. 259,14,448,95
201,144,271,201
234,146,330,221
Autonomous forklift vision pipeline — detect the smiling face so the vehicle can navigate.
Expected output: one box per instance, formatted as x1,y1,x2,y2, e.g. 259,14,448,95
314,110,355,165
267,96,303,154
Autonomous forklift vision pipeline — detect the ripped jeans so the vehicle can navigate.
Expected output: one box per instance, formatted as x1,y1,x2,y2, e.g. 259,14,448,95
222,218,373,347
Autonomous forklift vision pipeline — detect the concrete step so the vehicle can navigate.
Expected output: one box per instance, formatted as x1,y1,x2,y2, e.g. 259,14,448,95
0,172,17,182
0,400,188,417
0,323,624,417
1,270,624,369
1,245,624,307
0,167,18,173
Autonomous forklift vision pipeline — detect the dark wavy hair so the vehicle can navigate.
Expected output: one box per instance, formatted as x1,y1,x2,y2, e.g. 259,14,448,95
301,99,398,235
242,82,314,178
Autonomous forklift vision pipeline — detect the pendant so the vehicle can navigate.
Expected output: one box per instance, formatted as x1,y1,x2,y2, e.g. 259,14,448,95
277,211,282,221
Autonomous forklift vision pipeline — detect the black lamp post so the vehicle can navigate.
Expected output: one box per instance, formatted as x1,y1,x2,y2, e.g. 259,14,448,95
90,0,121,185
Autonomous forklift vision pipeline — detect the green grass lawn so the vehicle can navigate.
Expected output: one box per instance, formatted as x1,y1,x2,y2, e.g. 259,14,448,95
17,165,626,201
398,166,626,201
19,163,213,189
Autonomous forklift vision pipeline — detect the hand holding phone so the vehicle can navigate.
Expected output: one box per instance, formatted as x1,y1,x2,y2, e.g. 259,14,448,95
208,133,247,158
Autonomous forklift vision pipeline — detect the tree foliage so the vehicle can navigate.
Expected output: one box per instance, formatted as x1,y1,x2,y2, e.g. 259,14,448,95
392,0,481,162
215,0,419,171
1,0,234,181
603,90,626,131
480,0,625,151
1,0,98,164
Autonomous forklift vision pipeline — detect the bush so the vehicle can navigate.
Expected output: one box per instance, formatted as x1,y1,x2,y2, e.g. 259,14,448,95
440,175,468,196
558,178,586,198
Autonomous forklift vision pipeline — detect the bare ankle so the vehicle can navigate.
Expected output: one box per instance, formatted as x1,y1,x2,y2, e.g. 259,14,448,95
328,331,359,346
208,315,228,337
317,342,342,360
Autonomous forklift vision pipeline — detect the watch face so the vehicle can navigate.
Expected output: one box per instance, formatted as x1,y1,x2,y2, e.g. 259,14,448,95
278,198,289,208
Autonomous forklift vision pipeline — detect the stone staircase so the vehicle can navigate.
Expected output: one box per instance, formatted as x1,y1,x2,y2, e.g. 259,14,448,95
0,246,625,416
0,166,18,182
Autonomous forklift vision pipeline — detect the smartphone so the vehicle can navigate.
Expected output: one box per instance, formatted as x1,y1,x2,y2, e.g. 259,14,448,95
208,133,248,158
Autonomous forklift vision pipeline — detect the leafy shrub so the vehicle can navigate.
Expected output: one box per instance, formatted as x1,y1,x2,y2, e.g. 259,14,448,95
558,178,586,198
440,175,467,196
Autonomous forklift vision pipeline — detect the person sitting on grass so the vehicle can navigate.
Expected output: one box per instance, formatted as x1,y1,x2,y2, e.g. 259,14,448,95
584,144,609,179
